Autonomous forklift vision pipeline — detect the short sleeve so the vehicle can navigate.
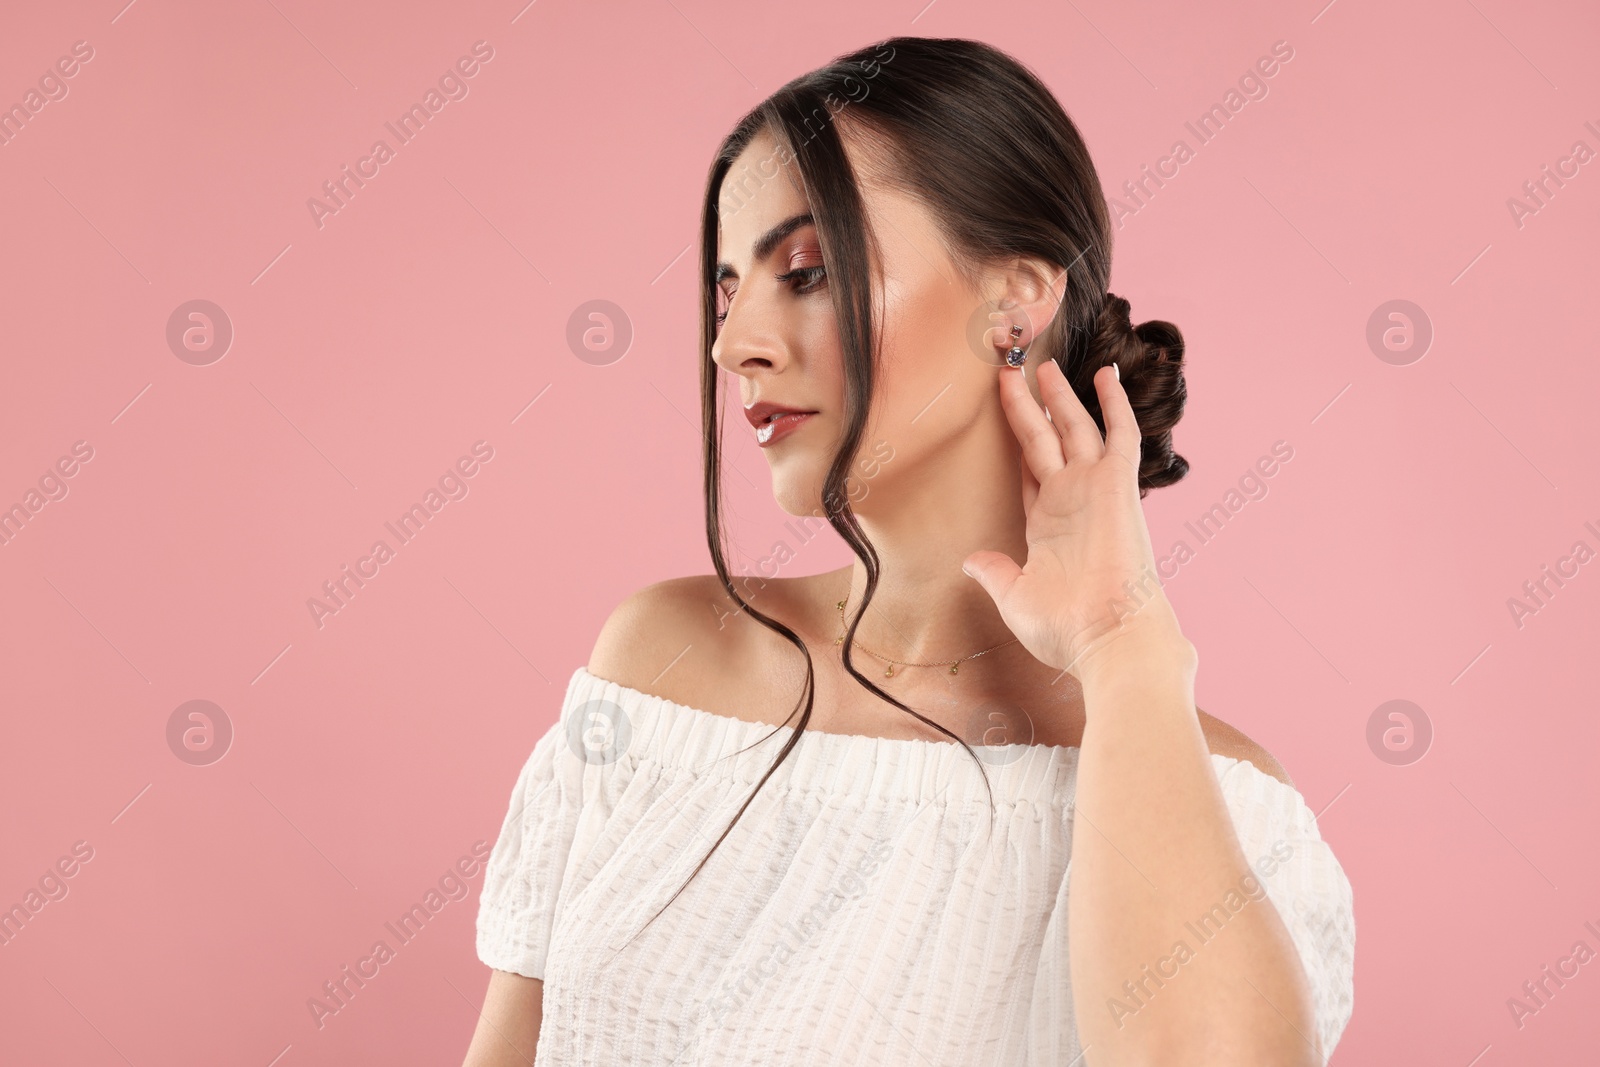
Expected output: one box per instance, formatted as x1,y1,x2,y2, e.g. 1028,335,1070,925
1214,757,1356,1062
475,670,637,980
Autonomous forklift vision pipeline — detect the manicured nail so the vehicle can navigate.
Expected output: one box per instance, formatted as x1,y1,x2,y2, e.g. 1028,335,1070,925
1112,362,1120,382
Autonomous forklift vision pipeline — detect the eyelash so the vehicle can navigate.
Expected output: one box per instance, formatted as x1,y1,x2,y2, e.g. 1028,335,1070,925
715,265,827,325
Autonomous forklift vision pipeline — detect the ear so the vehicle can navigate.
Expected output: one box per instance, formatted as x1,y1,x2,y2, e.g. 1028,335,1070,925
990,255,1071,351
984,256,1072,406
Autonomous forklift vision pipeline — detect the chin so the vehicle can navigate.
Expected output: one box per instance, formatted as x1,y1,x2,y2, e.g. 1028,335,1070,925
767,435,899,518
767,461,830,519
771,480,826,519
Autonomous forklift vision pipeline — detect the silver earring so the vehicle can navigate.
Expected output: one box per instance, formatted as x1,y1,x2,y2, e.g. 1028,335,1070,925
1004,324,1027,367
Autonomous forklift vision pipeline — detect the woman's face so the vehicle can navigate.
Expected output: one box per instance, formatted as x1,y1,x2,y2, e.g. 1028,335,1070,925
712,126,1060,518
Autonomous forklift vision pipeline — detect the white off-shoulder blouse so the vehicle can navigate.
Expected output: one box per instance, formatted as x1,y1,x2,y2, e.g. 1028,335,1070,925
476,666,1356,1065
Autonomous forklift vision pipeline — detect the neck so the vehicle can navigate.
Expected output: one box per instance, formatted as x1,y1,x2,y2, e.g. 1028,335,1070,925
834,416,1031,665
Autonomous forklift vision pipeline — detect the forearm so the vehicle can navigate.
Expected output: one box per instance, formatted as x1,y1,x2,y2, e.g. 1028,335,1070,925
1067,620,1319,1065
461,970,543,1066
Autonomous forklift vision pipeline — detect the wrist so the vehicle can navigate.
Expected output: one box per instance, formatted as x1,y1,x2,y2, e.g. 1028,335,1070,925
1073,616,1197,693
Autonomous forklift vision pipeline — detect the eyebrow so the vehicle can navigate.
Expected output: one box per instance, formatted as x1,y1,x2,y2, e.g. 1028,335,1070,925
714,211,815,283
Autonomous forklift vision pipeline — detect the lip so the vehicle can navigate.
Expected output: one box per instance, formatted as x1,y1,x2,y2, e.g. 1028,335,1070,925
743,400,819,447
753,411,816,447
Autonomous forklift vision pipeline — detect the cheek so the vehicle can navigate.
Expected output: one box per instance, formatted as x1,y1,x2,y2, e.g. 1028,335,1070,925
797,307,845,400
870,321,988,444
874,313,938,407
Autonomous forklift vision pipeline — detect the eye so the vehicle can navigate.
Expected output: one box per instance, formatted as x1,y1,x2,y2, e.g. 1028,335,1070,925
777,265,827,293
713,265,826,326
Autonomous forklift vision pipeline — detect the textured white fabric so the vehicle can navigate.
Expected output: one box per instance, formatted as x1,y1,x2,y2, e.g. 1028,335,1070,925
477,666,1355,1065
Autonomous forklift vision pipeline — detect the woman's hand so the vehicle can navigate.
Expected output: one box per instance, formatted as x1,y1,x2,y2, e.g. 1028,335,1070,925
961,358,1188,682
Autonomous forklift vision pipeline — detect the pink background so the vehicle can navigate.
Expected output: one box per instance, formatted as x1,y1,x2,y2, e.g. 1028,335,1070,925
2,0,1596,1063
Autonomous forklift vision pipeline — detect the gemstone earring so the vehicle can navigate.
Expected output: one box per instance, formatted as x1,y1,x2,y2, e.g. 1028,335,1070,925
1003,324,1027,367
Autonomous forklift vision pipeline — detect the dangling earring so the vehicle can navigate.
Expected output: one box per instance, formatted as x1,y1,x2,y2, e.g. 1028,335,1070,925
1003,324,1027,367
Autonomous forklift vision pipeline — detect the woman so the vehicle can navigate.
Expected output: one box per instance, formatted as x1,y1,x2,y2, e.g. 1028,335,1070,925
463,35,1354,1067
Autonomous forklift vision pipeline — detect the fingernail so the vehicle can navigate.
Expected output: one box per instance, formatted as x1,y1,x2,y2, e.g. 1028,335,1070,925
1112,362,1120,381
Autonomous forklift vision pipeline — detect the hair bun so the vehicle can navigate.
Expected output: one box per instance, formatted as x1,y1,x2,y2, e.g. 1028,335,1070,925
1080,291,1189,497
1098,290,1135,336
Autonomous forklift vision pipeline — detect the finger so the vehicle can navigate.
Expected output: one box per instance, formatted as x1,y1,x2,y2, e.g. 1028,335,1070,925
962,549,1023,605
1037,358,1106,463
1095,363,1143,472
998,365,1065,481
1019,442,1040,514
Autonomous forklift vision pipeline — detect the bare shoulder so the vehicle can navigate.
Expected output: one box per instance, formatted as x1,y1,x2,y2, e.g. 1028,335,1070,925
1196,707,1295,788
585,578,1296,787
587,574,745,684
586,574,796,717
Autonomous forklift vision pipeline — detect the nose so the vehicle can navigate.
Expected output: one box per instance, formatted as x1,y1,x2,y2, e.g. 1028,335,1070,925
711,293,790,383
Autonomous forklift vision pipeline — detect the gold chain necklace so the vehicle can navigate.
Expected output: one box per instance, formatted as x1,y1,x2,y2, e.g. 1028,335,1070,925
834,598,1018,677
